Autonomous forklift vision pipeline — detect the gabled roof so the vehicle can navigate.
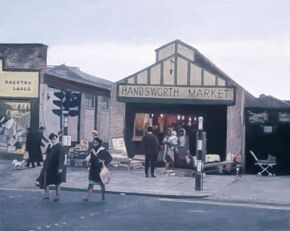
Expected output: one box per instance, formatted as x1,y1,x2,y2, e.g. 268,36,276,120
155,39,241,86
117,40,243,90
45,64,112,90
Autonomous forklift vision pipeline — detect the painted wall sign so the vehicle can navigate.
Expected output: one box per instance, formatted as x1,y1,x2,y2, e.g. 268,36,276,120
0,61,39,98
118,84,234,103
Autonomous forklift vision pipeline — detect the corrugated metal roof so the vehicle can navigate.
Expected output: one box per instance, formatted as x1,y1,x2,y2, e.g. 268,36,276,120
45,64,112,90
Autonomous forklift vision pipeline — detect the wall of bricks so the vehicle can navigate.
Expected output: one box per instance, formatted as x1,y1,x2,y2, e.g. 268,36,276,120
108,84,125,149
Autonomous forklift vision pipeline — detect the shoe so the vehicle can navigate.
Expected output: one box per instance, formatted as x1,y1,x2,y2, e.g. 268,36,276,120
53,198,60,202
151,175,156,178
82,198,88,202
145,174,149,178
43,197,49,200
37,164,41,167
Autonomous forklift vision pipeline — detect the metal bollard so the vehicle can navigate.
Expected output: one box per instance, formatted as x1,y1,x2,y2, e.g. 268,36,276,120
195,116,204,191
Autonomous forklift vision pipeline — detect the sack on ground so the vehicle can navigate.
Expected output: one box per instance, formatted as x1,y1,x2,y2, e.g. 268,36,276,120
100,164,110,185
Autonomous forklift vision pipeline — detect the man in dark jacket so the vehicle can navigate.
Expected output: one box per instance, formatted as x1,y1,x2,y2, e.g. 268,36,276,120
142,127,159,178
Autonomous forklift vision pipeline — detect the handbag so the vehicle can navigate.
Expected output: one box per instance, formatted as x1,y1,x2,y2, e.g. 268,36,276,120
99,162,110,185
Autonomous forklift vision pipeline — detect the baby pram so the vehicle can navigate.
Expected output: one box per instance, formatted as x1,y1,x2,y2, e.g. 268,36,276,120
249,150,276,176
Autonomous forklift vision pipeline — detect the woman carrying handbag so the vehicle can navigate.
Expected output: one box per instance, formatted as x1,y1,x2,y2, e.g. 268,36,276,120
83,137,112,202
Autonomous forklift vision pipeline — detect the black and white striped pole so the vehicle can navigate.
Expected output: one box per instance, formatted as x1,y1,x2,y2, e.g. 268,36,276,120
195,116,204,191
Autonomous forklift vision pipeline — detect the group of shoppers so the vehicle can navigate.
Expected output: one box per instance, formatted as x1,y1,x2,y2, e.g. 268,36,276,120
34,129,112,202
142,126,190,178
25,127,49,168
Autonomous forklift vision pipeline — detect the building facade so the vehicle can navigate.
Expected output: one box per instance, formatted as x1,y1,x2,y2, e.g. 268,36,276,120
42,64,112,146
111,40,246,168
0,44,112,156
0,43,47,154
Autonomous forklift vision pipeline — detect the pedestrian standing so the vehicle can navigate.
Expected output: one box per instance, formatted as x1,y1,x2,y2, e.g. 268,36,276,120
25,127,35,168
163,129,178,170
177,128,189,167
43,133,66,201
34,127,49,167
83,137,112,202
142,126,159,178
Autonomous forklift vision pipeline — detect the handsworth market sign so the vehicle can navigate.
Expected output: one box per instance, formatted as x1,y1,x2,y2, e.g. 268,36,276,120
117,84,235,104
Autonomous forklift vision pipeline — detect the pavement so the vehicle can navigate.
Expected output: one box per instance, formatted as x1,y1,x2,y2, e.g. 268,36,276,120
1,157,290,206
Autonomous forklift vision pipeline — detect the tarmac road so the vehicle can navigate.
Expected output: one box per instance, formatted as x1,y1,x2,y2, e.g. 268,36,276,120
1,189,290,231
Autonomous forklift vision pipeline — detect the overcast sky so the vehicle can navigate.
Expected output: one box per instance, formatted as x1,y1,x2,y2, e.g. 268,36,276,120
1,0,290,99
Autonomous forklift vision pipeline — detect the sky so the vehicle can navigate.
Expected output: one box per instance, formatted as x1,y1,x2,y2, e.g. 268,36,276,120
1,0,290,99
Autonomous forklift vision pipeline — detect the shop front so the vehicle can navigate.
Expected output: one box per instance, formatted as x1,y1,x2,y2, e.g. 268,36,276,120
113,40,242,168
0,43,47,155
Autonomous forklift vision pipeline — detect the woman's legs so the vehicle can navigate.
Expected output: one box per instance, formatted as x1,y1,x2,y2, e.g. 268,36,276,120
55,184,61,200
44,186,49,199
83,184,94,201
100,182,105,200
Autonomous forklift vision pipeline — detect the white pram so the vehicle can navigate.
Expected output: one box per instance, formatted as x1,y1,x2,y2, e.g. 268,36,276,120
249,150,276,176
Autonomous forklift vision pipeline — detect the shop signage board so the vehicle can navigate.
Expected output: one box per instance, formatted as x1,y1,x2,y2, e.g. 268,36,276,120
112,137,127,153
0,60,39,98
117,84,235,105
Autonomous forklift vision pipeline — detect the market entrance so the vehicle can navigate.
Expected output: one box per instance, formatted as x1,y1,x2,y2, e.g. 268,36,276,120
124,103,227,168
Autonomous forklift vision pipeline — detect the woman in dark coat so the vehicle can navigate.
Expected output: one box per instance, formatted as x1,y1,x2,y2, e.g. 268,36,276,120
83,137,112,202
43,133,65,201
25,128,36,168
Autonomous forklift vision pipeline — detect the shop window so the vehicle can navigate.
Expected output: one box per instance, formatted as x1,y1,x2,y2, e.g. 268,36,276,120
132,113,199,142
0,100,30,154
84,95,94,108
132,113,151,141
102,96,109,110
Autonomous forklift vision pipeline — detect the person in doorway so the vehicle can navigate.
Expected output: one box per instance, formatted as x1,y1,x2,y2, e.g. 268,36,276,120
142,126,160,178
163,129,178,170
34,127,49,167
177,128,189,167
25,127,36,168
83,137,112,202
43,133,66,201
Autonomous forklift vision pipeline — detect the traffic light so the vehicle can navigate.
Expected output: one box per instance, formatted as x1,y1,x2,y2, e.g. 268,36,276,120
52,90,65,116
62,91,81,117
68,92,81,117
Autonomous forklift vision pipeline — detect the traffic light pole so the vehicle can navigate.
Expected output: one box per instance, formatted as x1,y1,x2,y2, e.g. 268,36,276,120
195,116,204,191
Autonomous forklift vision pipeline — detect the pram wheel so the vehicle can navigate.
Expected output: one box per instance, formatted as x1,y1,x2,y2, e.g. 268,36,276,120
257,172,262,176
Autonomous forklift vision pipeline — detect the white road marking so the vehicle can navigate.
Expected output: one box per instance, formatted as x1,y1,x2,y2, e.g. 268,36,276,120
159,198,290,211
188,209,206,213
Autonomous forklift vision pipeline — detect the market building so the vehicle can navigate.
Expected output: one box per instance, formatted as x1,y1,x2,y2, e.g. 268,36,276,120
111,40,290,174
